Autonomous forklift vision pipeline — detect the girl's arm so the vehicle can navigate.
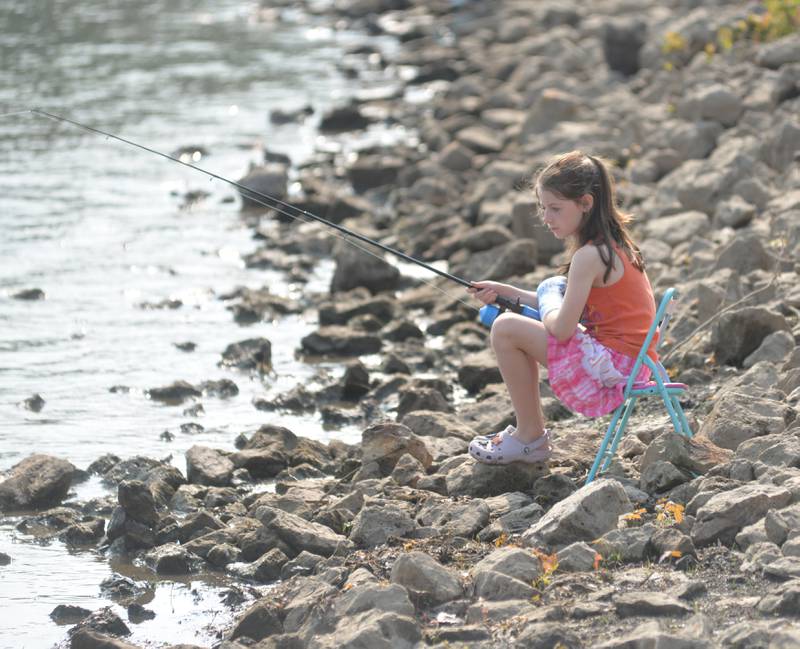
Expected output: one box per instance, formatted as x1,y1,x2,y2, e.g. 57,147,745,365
543,246,602,341
467,280,538,307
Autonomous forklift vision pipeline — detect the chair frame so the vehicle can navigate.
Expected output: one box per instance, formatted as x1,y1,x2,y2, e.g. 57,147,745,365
585,287,693,485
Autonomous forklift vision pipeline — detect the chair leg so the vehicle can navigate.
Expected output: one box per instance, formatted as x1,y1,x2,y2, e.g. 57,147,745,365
602,396,638,473
586,404,625,485
670,395,693,437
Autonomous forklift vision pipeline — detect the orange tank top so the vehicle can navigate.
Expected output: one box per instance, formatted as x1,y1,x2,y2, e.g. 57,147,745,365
582,245,658,363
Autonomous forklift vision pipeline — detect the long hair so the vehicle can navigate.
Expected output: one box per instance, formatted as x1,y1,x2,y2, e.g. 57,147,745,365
536,151,644,283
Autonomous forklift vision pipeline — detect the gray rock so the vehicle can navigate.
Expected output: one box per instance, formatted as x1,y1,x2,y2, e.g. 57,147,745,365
417,498,490,538
477,503,545,542
691,483,792,547
699,393,789,451
512,621,583,648
522,479,632,550
144,543,195,575
220,338,272,372
308,610,421,649
360,422,433,476
712,233,776,276
446,459,547,498
70,629,140,649
399,410,476,441
677,83,743,127
640,461,691,494
390,551,463,606
255,505,352,557
118,481,158,527
229,601,283,642
711,306,790,367
744,330,796,369
470,546,543,601
0,454,76,511
594,524,657,564
643,211,710,246
237,163,288,208
613,591,693,618
595,620,710,648
756,33,800,69
185,446,233,487
757,578,800,615
714,195,756,229
349,502,417,548
765,503,800,546
557,541,599,572
300,325,382,357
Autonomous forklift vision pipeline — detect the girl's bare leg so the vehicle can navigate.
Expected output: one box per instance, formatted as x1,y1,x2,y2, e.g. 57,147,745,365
490,313,550,444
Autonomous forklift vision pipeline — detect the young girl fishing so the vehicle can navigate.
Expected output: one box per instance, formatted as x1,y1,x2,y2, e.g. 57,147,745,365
466,150,657,465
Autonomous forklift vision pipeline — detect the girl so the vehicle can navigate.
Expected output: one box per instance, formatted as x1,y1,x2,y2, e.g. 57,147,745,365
466,151,657,465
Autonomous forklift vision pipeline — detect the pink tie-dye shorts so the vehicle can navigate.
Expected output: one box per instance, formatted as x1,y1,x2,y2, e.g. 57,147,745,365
547,329,650,417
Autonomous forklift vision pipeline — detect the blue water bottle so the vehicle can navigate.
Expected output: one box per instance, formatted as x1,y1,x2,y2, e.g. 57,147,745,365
479,300,540,328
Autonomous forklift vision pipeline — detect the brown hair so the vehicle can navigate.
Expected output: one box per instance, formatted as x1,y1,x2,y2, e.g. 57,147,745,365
536,150,644,283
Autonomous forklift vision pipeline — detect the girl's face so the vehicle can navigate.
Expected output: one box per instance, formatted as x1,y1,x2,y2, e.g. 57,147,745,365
537,188,590,240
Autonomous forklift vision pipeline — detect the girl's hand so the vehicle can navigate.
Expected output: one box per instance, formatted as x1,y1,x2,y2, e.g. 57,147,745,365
467,280,503,305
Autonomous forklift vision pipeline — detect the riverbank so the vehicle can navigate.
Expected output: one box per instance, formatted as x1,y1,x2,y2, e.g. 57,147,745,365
3,0,800,647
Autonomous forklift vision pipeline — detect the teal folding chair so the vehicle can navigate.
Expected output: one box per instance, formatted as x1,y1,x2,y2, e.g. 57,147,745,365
586,288,692,484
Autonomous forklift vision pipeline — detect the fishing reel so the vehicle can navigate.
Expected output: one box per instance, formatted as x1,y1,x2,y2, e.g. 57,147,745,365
479,297,540,328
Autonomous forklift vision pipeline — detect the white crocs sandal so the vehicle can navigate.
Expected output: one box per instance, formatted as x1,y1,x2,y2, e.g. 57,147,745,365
469,429,552,465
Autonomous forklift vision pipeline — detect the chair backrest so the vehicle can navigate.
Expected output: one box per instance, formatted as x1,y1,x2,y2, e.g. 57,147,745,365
622,288,679,393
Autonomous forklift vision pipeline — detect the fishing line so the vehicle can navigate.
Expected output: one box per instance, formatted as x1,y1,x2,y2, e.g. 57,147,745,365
23,108,477,311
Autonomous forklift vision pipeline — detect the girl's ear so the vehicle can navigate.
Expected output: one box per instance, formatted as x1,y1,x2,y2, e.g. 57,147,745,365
580,193,594,213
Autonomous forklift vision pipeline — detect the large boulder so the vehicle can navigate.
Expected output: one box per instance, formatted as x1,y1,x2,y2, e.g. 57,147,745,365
522,479,632,550
0,454,76,512
698,393,790,451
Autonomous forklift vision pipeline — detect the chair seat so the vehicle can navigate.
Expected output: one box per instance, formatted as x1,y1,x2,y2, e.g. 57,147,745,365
632,380,687,392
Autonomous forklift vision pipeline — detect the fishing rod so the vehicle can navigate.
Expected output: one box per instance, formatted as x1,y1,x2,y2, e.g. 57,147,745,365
25,108,539,325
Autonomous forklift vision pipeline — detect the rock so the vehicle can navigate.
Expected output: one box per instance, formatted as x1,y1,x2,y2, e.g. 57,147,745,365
644,211,710,246
118,481,158,527
330,239,401,295
522,479,632,550
0,454,76,511
744,330,795,369
13,287,45,300
237,163,288,209
390,551,463,606
603,17,645,76
677,83,743,127
614,591,693,618
126,603,155,624
457,350,503,393
399,410,476,441
229,601,283,642
596,620,710,648
699,393,789,450
361,422,433,475
309,610,421,649
470,547,542,601
765,503,800,546
438,141,473,172
594,524,657,564
455,125,503,154
446,459,547,498
70,607,131,639
319,103,372,133
397,386,452,419
220,338,272,372
0,552,10,565
477,503,545,542
390,453,425,487
70,629,141,649
341,362,371,400
301,326,382,356
757,578,800,615
22,393,45,412
513,622,583,649
417,498,490,538
714,195,756,229
185,446,233,486
711,306,790,367
51,604,92,625
691,483,792,547
146,381,201,405
255,505,352,557
349,501,417,547
521,88,581,136
144,543,195,575
346,154,403,192
756,33,800,69
252,547,290,583
640,461,691,494
557,541,600,572
713,232,776,276
640,430,732,478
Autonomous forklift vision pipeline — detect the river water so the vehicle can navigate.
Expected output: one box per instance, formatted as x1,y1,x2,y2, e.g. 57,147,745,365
0,1,404,646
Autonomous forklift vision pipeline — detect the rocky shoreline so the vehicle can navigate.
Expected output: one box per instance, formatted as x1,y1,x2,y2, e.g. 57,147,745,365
3,0,800,647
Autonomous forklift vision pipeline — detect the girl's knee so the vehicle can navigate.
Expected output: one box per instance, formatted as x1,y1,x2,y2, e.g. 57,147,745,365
490,312,540,347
